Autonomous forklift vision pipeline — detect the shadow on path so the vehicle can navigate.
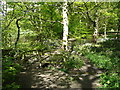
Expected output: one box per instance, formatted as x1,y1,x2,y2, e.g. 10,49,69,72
69,56,103,88
15,55,103,89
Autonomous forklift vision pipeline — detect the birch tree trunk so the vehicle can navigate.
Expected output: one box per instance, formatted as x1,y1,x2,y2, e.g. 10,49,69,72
93,14,99,40
62,0,68,50
2,1,7,16
93,1,99,43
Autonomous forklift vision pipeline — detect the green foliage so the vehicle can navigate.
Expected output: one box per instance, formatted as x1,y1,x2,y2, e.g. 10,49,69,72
100,72,120,88
5,82,20,89
78,39,120,88
50,50,84,73
74,43,93,56
64,54,83,69
58,50,84,72
2,1,120,88
3,56,22,89
86,53,112,70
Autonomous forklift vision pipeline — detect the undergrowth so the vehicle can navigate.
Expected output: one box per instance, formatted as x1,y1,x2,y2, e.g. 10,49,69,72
2,56,22,89
75,39,120,88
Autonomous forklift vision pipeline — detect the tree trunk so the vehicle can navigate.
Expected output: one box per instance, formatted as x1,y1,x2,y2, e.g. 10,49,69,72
62,0,68,50
15,18,22,48
2,1,7,16
93,14,99,43
93,2,99,43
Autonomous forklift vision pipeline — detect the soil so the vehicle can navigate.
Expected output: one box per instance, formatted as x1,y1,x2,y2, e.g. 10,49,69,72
15,50,104,89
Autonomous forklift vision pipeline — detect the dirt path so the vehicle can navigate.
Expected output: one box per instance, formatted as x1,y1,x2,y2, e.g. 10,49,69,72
16,55,103,89
68,56,103,88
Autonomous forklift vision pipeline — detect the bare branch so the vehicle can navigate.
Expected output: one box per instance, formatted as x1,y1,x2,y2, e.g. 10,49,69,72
15,17,23,48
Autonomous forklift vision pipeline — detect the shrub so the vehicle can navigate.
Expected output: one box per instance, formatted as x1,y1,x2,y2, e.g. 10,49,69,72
86,53,112,70
100,72,120,88
64,54,84,70
3,56,22,89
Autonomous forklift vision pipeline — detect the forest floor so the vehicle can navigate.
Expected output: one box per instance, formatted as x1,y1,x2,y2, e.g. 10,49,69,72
16,49,104,89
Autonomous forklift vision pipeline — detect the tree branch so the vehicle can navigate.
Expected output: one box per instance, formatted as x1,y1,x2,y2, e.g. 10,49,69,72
3,5,16,30
15,17,23,48
83,2,96,27
3,17,16,30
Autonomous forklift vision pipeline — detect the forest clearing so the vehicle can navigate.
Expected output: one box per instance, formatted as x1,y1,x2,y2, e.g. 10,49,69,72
1,0,120,89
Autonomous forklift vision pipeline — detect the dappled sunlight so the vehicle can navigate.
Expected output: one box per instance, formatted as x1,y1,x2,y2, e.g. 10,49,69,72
15,52,103,88
68,56,103,88
2,1,120,89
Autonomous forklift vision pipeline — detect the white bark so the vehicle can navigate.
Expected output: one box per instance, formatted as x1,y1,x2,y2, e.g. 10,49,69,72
94,16,99,37
1,1,7,16
93,1,99,42
62,0,68,50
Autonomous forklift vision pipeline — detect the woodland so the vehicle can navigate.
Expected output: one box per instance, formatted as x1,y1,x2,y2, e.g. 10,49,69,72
1,1,120,89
